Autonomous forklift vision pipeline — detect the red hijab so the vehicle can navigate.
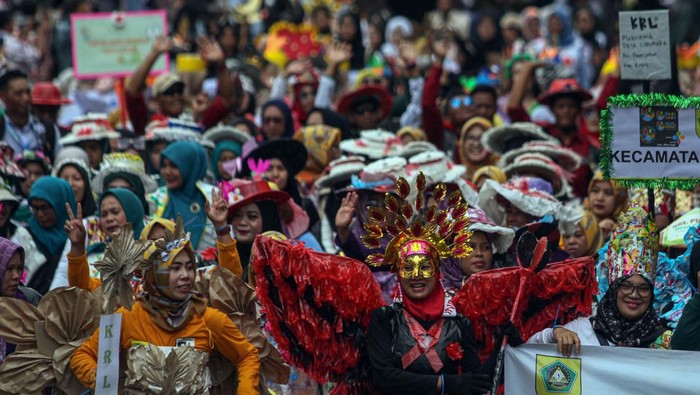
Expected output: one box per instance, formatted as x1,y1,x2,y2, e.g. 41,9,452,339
400,273,446,322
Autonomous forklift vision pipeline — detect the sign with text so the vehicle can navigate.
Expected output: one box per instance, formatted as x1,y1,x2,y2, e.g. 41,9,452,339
95,313,122,395
71,11,168,79
600,94,700,189
619,10,671,80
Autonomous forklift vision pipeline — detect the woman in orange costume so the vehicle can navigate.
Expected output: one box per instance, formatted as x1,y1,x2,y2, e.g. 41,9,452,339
70,211,259,393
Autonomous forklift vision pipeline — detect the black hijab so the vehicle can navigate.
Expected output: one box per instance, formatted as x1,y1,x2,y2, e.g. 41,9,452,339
337,11,365,70
237,200,283,281
307,108,353,140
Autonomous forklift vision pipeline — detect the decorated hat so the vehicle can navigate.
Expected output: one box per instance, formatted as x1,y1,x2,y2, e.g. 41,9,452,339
538,78,593,106
398,141,438,158
404,150,466,186
202,124,251,146
145,118,203,143
478,177,561,226
0,176,19,205
51,151,91,179
361,172,473,270
222,179,291,217
481,122,559,155
0,145,25,180
337,86,393,119
92,153,159,194
467,208,515,254
503,152,572,198
339,129,404,159
315,155,366,189
241,139,308,178
60,113,120,145
15,150,51,173
340,156,407,194
31,82,71,106
606,207,659,283
499,141,582,172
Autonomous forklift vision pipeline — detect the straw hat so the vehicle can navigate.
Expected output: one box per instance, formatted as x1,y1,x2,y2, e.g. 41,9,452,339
92,153,159,194
60,113,120,145
202,124,251,146
339,129,404,159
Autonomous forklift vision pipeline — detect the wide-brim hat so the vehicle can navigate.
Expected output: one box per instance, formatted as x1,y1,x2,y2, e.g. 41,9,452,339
538,78,593,106
339,129,404,160
241,139,308,178
467,208,515,254
202,125,251,146
404,150,466,185
398,141,438,158
145,118,204,143
51,156,91,178
0,177,19,205
315,155,366,189
31,82,72,106
60,113,120,145
337,86,393,118
92,153,159,194
503,153,571,198
337,156,406,194
481,122,559,155
478,178,561,226
0,153,26,179
223,179,290,218
499,141,582,172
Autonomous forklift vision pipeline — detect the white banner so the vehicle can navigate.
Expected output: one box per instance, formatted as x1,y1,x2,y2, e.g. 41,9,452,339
610,106,700,179
504,344,700,394
619,10,671,80
95,313,122,395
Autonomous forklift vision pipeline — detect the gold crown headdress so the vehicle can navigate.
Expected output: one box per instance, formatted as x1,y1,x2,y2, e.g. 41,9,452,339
361,172,473,269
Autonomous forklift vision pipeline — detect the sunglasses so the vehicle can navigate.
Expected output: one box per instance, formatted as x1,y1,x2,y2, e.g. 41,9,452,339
117,137,146,151
160,84,185,96
450,96,473,109
352,102,380,115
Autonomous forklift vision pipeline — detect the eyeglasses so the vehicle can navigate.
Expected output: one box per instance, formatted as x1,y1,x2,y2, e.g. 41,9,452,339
160,84,184,96
263,117,284,125
352,102,380,115
450,96,473,109
117,137,146,151
30,204,53,214
619,282,652,297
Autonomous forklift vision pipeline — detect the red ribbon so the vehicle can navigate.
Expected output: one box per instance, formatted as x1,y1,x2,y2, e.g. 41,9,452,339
400,310,445,373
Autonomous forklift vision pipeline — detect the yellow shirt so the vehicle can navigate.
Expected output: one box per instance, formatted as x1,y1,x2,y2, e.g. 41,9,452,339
70,301,260,394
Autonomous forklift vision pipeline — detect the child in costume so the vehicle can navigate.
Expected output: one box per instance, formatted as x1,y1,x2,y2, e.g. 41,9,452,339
70,219,260,393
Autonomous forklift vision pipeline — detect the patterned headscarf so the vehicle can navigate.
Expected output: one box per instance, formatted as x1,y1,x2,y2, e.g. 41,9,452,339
294,125,341,185
0,237,24,364
586,170,629,221
579,210,603,257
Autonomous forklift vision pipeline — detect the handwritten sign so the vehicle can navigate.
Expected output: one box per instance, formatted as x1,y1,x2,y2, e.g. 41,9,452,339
619,10,671,80
95,313,122,395
71,11,168,79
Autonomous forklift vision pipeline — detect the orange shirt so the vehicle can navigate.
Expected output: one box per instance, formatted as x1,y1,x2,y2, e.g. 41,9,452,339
70,301,260,394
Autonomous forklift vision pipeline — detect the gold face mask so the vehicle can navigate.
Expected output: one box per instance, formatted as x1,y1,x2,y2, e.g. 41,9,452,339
399,254,436,279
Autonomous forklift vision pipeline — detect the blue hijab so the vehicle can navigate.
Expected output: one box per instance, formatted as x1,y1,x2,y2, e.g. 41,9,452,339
211,140,242,181
549,11,575,47
28,177,76,258
160,141,208,249
261,99,294,141
87,188,146,255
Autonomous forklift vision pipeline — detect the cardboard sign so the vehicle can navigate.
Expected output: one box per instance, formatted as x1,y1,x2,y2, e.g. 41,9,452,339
600,94,700,189
95,313,122,395
619,10,671,80
71,11,168,79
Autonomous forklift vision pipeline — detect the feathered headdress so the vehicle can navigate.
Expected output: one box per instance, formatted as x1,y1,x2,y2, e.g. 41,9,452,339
361,172,473,270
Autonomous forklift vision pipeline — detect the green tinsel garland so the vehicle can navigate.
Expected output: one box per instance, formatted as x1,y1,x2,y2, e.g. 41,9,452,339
599,93,700,190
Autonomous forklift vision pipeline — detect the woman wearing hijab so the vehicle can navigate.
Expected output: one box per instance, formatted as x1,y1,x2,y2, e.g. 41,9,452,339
457,117,498,179
53,155,97,217
305,107,353,140
441,208,515,291
211,140,243,182
150,141,216,251
585,170,629,241
293,125,342,188
545,10,593,88
52,188,145,290
242,100,295,157
70,223,260,393
0,238,42,365
25,176,76,295
93,152,158,216
562,210,603,259
527,208,670,354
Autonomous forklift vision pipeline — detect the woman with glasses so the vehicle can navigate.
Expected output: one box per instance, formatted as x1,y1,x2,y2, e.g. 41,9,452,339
242,99,294,157
24,176,76,295
526,208,671,354
457,116,498,179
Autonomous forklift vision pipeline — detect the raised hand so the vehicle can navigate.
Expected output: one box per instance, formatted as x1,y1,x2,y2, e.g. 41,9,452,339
206,187,229,229
65,202,86,255
432,37,449,61
198,36,225,65
399,41,417,65
152,36,173,55
335,191,358,243
326,42,352,65
285,58,312,76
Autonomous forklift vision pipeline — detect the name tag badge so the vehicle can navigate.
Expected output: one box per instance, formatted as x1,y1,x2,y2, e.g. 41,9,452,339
175,337,195,348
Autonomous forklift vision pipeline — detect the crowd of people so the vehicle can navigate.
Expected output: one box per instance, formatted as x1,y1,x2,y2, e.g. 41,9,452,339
1,0,700,393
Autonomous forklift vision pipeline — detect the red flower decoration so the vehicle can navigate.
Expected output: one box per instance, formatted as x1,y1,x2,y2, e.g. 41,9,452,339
200,246,217,262
446,342,463,362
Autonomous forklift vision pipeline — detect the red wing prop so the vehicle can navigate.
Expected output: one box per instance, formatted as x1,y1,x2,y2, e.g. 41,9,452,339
453,257,597,361
252,235,386,392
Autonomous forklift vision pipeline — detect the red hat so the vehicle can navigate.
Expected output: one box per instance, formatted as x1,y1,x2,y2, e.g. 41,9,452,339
337,86,393,119
222,179,290,219
31,82,72,106
537,78,592,106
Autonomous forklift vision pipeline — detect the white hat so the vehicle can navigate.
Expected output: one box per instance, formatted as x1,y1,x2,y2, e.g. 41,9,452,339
339,156,407,193
398,141,438,158
499,141,582,171
339,129,404,159
467,208,515,254
145,118,203,143
202,124,251,146
0,176,19,204
481,122,559,155
51,146,91,177
478,177,561,226
503,152,572,198
60,113,120,145
92,153,159,194
404,150,479,208
315,155,366,189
